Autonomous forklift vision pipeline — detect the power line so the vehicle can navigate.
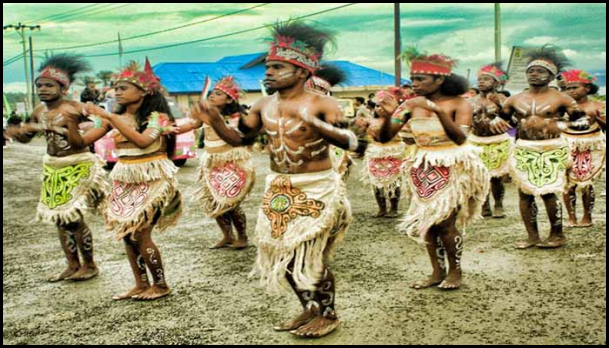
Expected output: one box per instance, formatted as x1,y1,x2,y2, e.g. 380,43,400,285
38,3,272,52
84,3,360,59
36,4,109,24
11,4,106,25
40,4,116,24
65,3,135,23
3,53,24,67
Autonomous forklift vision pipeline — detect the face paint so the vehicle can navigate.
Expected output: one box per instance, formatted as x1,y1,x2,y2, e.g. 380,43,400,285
276,71,295,83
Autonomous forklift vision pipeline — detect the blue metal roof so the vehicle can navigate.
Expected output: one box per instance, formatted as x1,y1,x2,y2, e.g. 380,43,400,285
154,53,410,94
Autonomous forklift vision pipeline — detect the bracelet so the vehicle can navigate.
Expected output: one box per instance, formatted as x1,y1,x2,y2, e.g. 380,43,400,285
92,117,103,129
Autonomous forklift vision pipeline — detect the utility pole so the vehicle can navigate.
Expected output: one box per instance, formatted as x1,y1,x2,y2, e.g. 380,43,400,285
394,3,402,87
29,36,37,109
4,23,41,113
495,4,502,63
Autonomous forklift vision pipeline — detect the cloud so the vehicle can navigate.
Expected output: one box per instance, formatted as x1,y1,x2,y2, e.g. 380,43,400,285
562,49,579,59
524,36,558,46
3,82,27,93
3,3,607,89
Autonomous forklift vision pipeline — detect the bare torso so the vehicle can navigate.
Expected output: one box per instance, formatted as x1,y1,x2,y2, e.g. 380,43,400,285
507,89,576,141
470,93,506,137
260,93,334,174
31,100,89,157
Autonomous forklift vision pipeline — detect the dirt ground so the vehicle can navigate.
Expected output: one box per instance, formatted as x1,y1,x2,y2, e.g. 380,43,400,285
3,139,606,345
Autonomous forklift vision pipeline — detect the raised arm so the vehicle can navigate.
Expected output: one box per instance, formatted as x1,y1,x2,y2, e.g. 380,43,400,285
300,96,368,155
491,96,516,134
84,102,164,149
376,96,408,143
192,99,262,147
6,107,44,143
562,94,589,131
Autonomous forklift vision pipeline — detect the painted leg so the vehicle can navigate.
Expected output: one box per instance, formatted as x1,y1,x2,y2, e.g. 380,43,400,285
563,187,578,227
274,261,319,332
491,177,506,218
537,194,567,249
210,213,235,249
374,188,388,218
48,223,81,282
291,268,340,338
482,195,493,217
132,227,172,301
579,186,595,228
387,188,401,218
411,228,446,289
230,207,248,250
438,214,463,290
68,222,99,281
515,190,542,249
113,237,151,300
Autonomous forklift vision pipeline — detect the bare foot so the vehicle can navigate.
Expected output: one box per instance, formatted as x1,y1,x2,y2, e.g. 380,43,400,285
132,285,172,301
438,272,462,290
48,267,79,283
274,309,318,332
536,236,567,249
565,219,578,228
386,210,400,219
68,266,99,281
515,238,542,250
374,211,388,218
411,273,445,290
209,238,234,250
112,286,150,301
493,207,506,219
232,238,248,250
290,315,340,338
482,202,493,218
577,218,593,228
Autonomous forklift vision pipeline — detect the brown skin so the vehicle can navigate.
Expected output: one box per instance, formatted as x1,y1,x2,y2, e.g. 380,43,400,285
192,60,356,337
493,66,586,249
372,73,472,291
174,90,250,250
563,82,606,228
192,61,356,175
85,82,173,301
6,77,109,283
360,116,402,218
470,75,508,219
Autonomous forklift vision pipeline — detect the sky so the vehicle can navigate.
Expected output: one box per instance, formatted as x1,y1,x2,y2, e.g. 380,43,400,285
3,3,607,93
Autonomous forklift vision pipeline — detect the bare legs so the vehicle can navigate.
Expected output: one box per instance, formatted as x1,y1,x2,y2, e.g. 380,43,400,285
517,191,567,249
374,188,401,218
411,212,462,290
275,260,340,338
114,226,171,301
210,206,248,250
564,186,596,228
49,220,98,282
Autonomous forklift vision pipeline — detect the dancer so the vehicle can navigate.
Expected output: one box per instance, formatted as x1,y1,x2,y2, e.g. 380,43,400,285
192,21,368,338
85,60,182,301
373,48,489,290
489,47,589,249
7,54,110,282
176,76,255,250
562,69,606,227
